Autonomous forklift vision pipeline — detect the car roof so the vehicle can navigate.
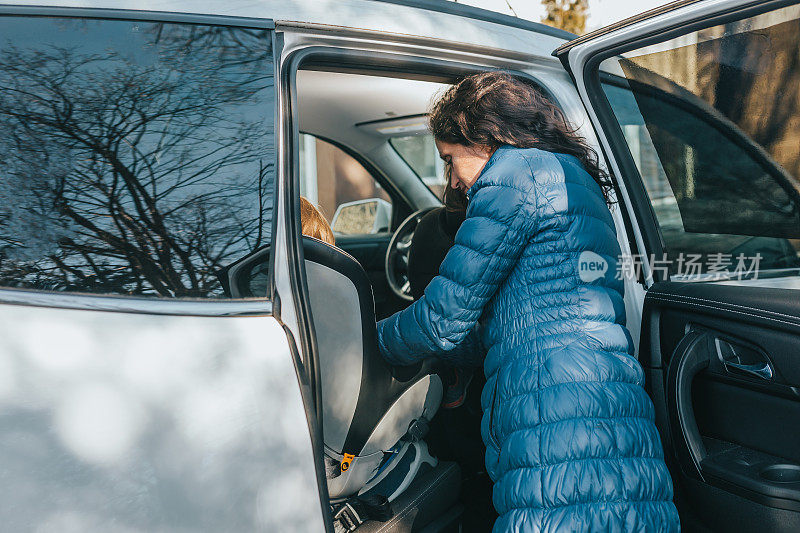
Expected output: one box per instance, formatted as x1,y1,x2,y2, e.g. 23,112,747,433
4,0,573,59
297,70,446,151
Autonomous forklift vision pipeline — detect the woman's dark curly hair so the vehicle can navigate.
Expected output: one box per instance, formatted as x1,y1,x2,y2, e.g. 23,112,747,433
430,71,614,204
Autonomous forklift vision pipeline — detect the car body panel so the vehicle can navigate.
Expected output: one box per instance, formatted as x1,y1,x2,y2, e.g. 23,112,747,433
0,304,324,531
0,8,327,531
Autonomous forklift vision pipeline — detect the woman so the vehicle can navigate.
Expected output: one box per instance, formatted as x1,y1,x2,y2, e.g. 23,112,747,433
376,72,679,531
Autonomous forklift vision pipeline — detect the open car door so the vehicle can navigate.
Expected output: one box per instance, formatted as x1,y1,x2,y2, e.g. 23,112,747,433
556,1,800,530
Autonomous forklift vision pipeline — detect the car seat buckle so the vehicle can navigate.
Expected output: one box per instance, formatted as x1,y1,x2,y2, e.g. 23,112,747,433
333,502,363,532
406,417,429,442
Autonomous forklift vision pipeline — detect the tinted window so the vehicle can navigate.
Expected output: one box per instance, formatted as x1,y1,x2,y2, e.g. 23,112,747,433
600,6,800,280
0,18,275,298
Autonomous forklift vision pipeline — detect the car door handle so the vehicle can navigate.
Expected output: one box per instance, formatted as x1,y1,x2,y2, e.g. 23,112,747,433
715,338,773,381
723,360,773,380
667,331,776,482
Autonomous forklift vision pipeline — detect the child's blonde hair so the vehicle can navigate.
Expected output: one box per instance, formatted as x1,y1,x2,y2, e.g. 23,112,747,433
300,197,335,245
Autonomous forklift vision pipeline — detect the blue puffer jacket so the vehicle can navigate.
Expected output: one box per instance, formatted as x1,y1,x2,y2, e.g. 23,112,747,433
377,146,679,531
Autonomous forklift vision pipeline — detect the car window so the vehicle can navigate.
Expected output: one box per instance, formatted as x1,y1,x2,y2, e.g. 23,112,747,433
0,17,275,298
599,5,800,283
299,134,392,235
390,134,446,198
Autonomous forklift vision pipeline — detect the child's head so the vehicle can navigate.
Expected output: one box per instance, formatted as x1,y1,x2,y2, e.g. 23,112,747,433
300,197,335,245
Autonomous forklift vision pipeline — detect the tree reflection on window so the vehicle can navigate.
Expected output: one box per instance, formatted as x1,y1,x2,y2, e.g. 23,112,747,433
0,19,275,298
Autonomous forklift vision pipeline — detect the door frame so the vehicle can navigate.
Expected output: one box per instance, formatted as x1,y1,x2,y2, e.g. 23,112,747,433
275,38,578,528
276,46,493,532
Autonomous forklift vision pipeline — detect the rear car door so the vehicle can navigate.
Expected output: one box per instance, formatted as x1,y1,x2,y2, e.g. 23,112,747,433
556,1,800,530
0,9,324,531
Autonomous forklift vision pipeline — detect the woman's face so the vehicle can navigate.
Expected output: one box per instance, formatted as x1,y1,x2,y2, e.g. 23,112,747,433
435,140,494,193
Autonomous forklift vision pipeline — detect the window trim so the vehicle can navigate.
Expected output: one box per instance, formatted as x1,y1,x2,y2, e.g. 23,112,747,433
373,0,576,40
578,0,800,283
0,8,279,314
0,287,273,316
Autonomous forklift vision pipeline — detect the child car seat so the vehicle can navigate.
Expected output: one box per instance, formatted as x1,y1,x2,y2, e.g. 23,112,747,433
302,237,442,501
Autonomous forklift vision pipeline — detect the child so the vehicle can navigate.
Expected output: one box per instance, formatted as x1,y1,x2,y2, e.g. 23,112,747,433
300,197,335,245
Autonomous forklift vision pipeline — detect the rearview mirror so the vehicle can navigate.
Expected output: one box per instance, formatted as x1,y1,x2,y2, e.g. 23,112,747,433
331,198,392,235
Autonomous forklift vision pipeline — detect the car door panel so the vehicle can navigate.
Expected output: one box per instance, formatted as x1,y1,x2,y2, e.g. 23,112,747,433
642,282,800,530
0,299,324,531
0,10,327,530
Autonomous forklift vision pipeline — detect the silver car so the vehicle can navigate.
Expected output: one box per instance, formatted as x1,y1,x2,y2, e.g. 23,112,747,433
1,0,800,531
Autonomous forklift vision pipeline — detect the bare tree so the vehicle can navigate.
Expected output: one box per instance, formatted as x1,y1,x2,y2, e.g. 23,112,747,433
541,0,588,35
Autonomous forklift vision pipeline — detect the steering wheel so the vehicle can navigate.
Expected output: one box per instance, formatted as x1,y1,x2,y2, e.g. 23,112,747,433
385,207,437,301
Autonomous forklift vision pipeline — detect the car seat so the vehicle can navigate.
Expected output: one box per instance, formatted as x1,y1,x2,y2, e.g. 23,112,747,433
301,237,443,502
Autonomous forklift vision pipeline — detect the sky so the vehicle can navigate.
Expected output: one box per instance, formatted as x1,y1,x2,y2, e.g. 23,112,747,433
452,0,672,32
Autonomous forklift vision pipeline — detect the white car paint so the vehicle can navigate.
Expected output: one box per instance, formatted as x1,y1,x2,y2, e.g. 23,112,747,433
0,304,324,531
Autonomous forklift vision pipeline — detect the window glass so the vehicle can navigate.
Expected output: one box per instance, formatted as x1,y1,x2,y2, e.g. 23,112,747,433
0,18,275,298
299,134,392,235
390,134,446,198
600,6,800,282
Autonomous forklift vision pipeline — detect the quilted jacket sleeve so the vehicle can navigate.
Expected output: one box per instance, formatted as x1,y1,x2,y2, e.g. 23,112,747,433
436,324,484,368
377,153,537,366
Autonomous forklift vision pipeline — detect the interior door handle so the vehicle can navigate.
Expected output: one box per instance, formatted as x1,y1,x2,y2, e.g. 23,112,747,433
723,360,773,380
668,331,778,482
715,338,773,381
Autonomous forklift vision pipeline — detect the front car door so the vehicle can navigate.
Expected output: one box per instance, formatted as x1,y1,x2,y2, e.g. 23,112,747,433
557,0,800,530
0,8,325,531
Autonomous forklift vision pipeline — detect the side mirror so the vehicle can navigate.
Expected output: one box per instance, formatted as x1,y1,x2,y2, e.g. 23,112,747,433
331,198,392,235
215,245,270,298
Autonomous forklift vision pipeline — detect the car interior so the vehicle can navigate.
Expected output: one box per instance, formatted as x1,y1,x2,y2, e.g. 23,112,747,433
287,60,800,533
224,61,800,532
